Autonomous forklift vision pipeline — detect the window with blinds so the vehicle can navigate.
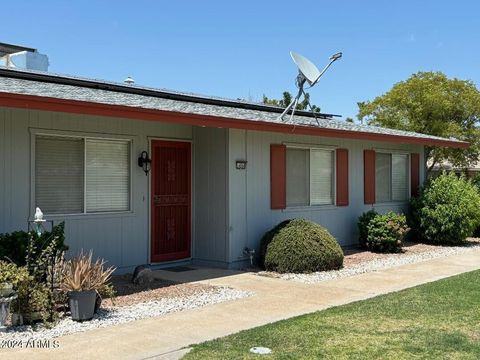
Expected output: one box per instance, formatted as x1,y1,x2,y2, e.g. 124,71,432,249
375,153,391,202
286,149,310,206
36,136,85,214
86,139,130,212
392,154,408,201
310,149,334,205
286,147,334,207
375,152,409,202
35,135,131,214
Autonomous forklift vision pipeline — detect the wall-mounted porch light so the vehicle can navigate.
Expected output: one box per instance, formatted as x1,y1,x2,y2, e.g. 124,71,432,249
138,151,151,175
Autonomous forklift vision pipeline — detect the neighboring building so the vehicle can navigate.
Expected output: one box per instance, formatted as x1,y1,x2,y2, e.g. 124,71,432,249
0,66,467,272
429,159,480,178
0,42,49,72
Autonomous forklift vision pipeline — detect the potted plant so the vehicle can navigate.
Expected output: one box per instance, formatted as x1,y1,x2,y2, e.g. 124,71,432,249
61,251,115,321
0,261,15,297
0,261,33,326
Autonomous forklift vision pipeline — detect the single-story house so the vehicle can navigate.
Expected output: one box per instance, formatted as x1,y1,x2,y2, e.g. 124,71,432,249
429,159,480,178
0,67,467,272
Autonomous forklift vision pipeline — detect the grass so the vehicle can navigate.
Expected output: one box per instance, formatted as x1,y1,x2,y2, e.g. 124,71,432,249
184,270,480,359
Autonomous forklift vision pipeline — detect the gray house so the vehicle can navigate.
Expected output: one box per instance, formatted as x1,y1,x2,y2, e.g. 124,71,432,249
0,67,467,272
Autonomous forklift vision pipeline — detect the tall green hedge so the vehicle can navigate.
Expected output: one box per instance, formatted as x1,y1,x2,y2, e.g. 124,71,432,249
409,173,480,245
0,222,68,266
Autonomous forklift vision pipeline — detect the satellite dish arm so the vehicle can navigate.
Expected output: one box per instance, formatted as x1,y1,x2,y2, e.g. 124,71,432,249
311,52,342,86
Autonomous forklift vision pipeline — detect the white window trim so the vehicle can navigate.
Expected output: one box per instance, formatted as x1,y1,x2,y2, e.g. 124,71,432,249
284,144,337,209
374,149,410,204
30,129,134,218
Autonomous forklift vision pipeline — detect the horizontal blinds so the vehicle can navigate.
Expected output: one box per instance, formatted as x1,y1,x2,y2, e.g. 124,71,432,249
310,149,334,205
86,139,130,212
392,154,409,201
35,136,84,214
286,148,309,207
375,153,391,202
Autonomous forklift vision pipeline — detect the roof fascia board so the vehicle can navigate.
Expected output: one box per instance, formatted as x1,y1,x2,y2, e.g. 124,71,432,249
0,92,468,149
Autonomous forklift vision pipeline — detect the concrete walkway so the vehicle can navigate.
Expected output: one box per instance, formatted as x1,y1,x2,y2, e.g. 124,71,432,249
2,248,480,360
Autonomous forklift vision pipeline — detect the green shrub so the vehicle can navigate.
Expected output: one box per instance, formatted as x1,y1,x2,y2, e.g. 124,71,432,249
263,219,344,273
409,173,480,245
469,174,480,237
366,212,409,253
357,210,378,248
0,261,30,289
258,220,292,268
13,279,52,324
0,222,68,266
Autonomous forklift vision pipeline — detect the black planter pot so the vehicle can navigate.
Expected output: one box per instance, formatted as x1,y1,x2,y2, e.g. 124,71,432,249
68,290,97,321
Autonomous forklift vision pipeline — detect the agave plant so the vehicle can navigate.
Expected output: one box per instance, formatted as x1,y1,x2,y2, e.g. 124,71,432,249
61,251,115,292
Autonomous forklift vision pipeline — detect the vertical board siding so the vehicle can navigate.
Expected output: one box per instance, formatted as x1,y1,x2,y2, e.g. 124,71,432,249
410,153,420,197
227,129,424,263
363,149,376,204
335,148,349,206
0,107,192,272
270,144,287,209
193,127,228,264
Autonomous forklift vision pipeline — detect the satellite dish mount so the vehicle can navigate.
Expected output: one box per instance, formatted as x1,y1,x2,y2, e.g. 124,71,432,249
279,51,342,124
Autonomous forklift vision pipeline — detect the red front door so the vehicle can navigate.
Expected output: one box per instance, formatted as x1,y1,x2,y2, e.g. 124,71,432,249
151,140,191,262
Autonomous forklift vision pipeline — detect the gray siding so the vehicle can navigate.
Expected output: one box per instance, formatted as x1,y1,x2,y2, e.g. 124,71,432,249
192,127,229,266
0,107,192,272
228,129,425,265
0,106,428,271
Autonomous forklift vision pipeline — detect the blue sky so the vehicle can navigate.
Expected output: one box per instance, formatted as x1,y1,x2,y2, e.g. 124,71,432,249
3,1,479,118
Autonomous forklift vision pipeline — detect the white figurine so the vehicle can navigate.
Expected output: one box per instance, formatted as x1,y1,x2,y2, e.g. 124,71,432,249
34,207,45,222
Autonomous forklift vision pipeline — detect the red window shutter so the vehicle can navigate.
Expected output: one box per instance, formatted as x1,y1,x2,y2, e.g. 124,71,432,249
336,148,349,206
270,144,286,209
364,149,376,204
411,153,420,197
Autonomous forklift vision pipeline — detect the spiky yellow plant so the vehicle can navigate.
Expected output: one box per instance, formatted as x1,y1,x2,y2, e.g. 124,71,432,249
61,251,115,292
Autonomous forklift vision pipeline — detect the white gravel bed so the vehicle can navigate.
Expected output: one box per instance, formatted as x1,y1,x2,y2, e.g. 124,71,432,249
263,244,480,284
3,286,253,341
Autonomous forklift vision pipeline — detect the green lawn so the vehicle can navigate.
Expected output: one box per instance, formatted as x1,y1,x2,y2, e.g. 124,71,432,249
184,270,480,359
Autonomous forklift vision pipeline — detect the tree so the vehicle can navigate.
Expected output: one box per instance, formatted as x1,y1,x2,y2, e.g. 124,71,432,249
263,91,321,112
357,72,480,174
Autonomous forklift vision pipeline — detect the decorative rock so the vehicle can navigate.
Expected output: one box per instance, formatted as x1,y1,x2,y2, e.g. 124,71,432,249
3,287,253,341
269,243,480,284
132,265,154,285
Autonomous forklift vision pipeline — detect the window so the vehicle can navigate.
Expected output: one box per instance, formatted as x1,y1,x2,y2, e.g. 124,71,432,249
375,152,409,202
35,135,130,214
286,147,334,207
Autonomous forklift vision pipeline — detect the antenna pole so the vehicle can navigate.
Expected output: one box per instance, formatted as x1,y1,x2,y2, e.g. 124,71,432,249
279,74,305,122
312,54,341,86
278,94,298,122
300,87,320,126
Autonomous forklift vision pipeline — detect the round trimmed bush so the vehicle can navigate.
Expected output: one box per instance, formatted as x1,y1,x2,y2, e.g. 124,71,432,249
409,172,480,245
258,220,291,269
357,210,378,248
262,219,344,273
366,212,409,253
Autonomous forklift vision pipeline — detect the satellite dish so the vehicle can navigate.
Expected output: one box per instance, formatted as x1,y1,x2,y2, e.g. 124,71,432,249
279,51,342,123
291,52,321,86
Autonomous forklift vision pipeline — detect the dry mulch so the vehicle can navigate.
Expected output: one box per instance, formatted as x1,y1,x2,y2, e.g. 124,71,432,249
343,238,480,267
103,274,216,307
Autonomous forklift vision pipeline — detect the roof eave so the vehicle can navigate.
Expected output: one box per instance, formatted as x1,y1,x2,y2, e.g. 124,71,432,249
0,91,468,149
